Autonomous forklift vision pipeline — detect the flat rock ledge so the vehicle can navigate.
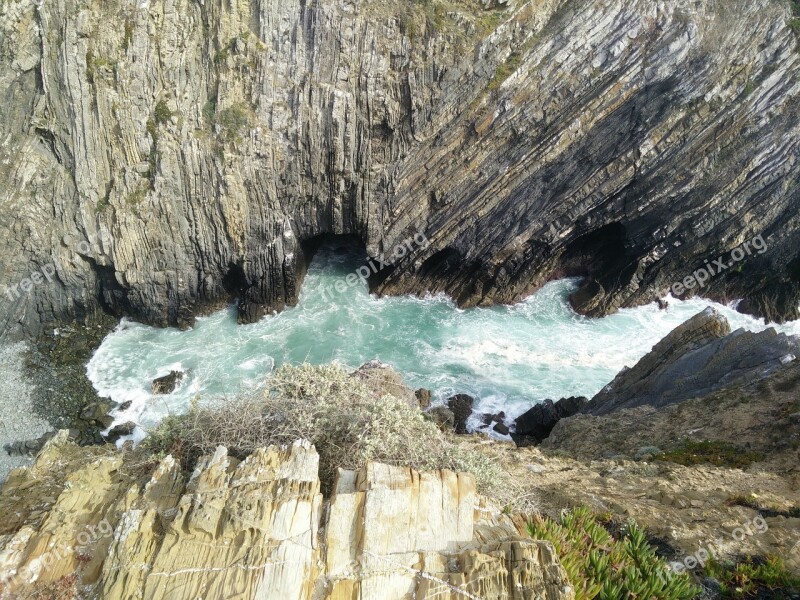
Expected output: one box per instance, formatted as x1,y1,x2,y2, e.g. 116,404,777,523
0,432,573,600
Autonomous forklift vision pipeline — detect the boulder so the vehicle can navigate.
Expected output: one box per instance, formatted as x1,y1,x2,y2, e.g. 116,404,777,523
104,422,137,444
447,394,475,434
414,387,432,409
512,396,588,445
151,370,184,395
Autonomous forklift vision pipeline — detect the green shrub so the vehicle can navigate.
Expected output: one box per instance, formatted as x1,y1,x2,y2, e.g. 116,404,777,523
143,364,525,507
217,103,251,143
705,555,800,598
528,507,699,600
154,100,173,125
657,440,764,469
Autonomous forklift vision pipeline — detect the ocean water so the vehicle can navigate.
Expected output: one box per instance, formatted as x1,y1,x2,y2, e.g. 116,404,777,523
87,244,800,440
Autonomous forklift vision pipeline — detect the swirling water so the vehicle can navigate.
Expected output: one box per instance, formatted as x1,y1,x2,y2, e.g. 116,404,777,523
87,244,800,440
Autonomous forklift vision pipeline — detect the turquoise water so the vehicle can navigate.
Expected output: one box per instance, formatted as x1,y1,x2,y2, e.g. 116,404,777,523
87,244,800,440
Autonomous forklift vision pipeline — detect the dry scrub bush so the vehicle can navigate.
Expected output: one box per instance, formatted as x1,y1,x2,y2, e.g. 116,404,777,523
144,363,531,509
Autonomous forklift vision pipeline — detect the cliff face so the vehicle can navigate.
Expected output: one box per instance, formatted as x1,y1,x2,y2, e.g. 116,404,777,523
1,0,799,338
0,433,574,599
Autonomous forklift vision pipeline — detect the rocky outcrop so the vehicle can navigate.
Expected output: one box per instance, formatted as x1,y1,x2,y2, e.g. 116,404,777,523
0,433,574,599
447,393,475,434
584,308,800,415
511,396,588,446
1,0,800,340
151,370,184,394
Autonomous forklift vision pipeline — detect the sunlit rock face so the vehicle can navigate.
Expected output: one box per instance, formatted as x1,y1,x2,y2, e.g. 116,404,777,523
0,434,574,599
1,0,799,339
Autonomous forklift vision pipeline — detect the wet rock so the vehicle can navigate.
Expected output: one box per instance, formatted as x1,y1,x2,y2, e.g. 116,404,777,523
79,399,115,423
3,0,800,341
118,400,133,411
414,388,432,410
151,371,184,395
3,431,56,457
513,396,588,445
493,422,510,435
447,394,475,434
104,422,136,444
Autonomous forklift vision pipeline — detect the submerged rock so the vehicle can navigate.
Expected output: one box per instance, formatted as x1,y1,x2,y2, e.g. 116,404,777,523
151,371,184,395
104,422,136,444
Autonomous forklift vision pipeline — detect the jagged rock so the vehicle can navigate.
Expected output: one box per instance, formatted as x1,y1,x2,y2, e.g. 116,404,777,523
415,388,432,410
0,434,574,600
2,0,800,341
104,422,136,444
512,396,588,446
79,399,116,423
584,308,800,415
151,371,184,395
2,431,56,457
447,394,475,434
493,421,510,435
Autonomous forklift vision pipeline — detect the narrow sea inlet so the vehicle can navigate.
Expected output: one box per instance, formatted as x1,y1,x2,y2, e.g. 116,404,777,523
87,243,800,440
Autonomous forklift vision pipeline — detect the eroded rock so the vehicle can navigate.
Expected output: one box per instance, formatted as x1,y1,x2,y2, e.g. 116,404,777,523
0,434,574,600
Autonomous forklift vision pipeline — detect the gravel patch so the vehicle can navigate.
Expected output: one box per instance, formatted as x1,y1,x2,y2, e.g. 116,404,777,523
0,342,51,483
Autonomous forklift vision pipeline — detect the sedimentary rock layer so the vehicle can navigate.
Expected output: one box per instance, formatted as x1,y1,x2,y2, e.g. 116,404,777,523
0,434,574,599
1,0,799,338
584,307,800,414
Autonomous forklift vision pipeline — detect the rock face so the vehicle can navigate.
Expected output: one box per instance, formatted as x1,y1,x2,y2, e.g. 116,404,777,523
1,0,800,340
0,433,574,599
584,307,800,415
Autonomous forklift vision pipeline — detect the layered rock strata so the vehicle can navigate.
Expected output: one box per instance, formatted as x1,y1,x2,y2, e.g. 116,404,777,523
1,0,800,340
0,433,574,599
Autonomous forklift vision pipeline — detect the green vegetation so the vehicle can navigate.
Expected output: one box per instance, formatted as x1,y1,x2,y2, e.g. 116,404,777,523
657,440,764,469
705,556,800,599
123,19,135,52
528,507,699,600
487,51,522,92
143,364,525,506
85,50,117,84
154,100,173,125
217,103,252,143
790,0,800,42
